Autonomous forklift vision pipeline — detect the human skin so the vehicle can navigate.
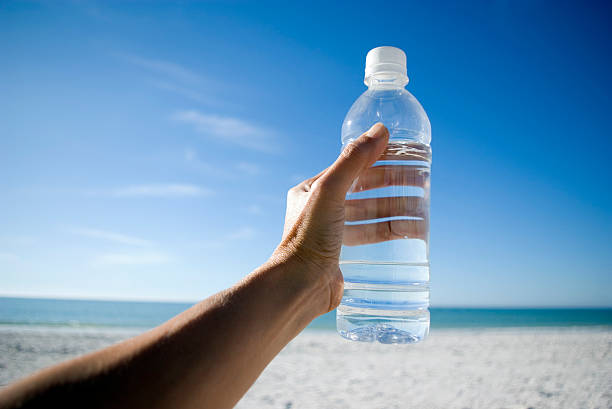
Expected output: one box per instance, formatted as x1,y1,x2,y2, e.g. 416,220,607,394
0,122,422,409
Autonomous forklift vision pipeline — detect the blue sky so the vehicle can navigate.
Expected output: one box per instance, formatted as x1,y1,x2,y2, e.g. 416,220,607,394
1,1,611,306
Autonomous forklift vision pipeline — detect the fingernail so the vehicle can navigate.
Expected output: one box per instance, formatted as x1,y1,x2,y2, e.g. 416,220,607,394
366,123,388,139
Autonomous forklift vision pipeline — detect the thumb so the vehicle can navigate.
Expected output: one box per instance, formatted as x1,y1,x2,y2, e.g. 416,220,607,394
321,123,389,201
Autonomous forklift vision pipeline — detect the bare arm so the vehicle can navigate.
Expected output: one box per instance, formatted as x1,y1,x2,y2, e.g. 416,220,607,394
0,123,389,409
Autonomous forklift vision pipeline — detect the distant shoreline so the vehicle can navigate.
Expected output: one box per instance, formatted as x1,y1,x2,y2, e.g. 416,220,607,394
1,324,610,335
2,295,610,309
1,297,611,331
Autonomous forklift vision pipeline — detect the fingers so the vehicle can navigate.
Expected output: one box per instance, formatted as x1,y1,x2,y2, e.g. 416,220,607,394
319,123,389,201
351,164,429,192
342,144,431,245
345,196,426,222
343,219,428,246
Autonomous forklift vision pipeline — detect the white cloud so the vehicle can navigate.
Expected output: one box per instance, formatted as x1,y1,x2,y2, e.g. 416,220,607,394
245,204,262,215
119,54,235,108
122,54,203,84
184,149,230,177
226,227,256,240
93,252,171,266
235,162,261,175
0,236,36,246
0,252,18,262
173,110,278,153
197,227,257,249
149,80,224,107
184,148,197,162
70,228,152,247
90,184,213,198
185,149,264,179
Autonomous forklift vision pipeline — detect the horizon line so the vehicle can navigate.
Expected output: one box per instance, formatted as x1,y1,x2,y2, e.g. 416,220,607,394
1,294,611,309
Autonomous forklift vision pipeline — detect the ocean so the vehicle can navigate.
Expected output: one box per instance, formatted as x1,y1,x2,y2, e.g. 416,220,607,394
1,297,611,331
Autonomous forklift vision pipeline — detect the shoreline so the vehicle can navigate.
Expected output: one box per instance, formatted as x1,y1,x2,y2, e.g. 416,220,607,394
1,322,610,334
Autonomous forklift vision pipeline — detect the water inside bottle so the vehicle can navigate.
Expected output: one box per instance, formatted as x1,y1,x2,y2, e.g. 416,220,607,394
338,141,431,344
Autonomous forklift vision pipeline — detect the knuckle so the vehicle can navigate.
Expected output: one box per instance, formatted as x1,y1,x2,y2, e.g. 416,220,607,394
341,140,371,160
288,181,307,194
310,177,325,192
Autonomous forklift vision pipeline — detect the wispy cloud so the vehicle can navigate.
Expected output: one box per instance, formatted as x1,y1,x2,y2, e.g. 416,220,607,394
0,235,36,246
198,226,257,249
148,80,223,106
93,252,171,266
173,110,278,153
245,204,262,215
185,149,264,178
235,162,261,175
226,227,256,240
69,228,152,247
119,55,275,152
0,252,19,262
122,54,203,84
89,184,213,198
119,54,233,108
184,149,230,177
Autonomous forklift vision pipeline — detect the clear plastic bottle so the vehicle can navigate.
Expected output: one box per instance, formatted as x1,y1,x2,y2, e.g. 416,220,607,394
337,46,432,344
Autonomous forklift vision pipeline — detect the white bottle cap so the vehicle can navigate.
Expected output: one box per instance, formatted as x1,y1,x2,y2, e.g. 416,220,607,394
364,46,409,86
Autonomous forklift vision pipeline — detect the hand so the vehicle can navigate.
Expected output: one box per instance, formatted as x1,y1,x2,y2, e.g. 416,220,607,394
273,123,389,315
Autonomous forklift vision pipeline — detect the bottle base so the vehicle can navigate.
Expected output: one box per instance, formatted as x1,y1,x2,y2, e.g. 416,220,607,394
338,324,426,344
336,305,429,344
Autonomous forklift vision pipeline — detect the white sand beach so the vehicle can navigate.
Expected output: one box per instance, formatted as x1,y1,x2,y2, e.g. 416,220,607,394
1,326,610,408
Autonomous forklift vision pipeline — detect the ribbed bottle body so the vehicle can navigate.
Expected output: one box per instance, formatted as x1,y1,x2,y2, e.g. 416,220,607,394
338,87,431,344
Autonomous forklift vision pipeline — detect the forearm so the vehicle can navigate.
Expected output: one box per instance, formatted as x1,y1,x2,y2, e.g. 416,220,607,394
1,122,388,409
0,254,328,409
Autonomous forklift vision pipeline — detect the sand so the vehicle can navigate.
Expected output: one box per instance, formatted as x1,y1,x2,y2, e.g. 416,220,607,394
1,326,610,408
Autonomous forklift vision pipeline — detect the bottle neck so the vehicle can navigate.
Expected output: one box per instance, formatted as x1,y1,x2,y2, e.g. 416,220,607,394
365,72,409,90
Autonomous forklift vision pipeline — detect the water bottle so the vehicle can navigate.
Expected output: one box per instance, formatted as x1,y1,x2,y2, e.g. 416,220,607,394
337,46,431,344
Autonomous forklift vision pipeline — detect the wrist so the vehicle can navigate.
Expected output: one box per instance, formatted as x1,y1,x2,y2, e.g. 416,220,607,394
266,245,343,319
